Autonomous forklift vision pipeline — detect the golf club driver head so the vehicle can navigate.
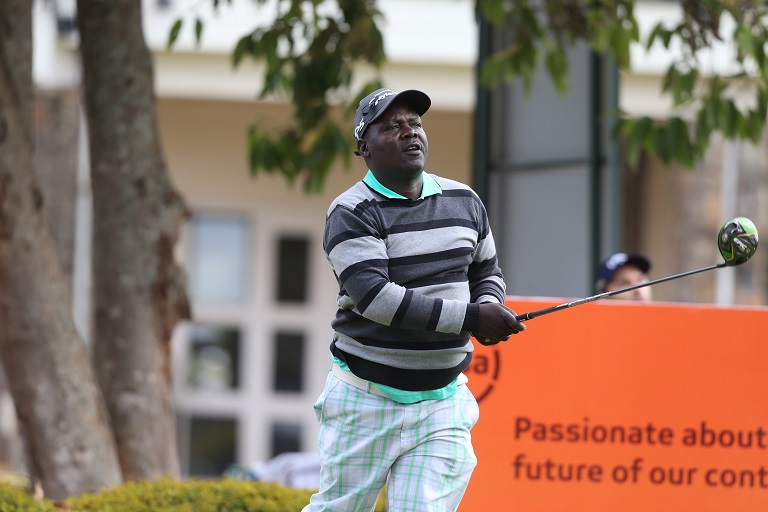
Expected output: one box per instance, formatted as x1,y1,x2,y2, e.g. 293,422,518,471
718,217,758,266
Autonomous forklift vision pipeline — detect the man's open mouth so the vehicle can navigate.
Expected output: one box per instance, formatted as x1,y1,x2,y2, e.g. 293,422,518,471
404,143,421,152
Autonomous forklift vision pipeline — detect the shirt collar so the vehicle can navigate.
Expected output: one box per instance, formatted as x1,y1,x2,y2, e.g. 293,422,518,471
363,170,442,200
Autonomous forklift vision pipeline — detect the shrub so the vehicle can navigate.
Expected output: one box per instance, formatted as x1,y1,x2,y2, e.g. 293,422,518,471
65,479,314,512
0,483,57,511
0,478,387,511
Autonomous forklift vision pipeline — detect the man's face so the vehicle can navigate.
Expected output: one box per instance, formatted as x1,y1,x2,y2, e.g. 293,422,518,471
605,265,652,302
358,100,428,182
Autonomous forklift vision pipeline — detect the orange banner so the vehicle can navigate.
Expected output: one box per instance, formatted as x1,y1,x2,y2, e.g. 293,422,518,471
462,297,768,511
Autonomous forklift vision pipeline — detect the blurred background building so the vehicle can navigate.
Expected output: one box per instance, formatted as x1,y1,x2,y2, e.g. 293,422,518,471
10,0,766,480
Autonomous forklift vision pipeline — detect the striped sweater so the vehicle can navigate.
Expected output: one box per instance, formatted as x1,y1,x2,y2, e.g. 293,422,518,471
323,172,506,391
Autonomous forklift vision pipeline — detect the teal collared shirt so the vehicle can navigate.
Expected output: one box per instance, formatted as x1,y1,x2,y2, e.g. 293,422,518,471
334,171,459,404
332,356,464,404
363,170,442,200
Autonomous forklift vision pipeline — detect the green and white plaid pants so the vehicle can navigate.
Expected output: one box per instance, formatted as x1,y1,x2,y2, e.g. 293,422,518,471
303,371,480,512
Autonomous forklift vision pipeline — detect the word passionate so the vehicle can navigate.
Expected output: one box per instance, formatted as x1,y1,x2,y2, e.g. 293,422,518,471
514,417,768,449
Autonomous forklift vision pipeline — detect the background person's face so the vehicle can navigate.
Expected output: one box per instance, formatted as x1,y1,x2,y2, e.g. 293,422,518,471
605,265,652,302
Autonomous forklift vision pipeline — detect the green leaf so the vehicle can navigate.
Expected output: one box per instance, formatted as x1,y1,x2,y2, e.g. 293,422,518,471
652,124,670,164
621,116,655,169
758,87,768,116
194,18,203,47
545,47,568,94
628,16,640,42
746,110,765,142
479,53,507,87
645,23,672,50
478,0,506,26
694,107,712,149
735,25,754,60
704,92,720,128
608,23,632,68
232,34,252,67
668,117,693,167
661,66,678,94
167,19,182,50
645,23,662,50
754,38,768,76
723,100,740,138
632,116,654,147
663,67,698,106
679,69,698,103
520,8,541,38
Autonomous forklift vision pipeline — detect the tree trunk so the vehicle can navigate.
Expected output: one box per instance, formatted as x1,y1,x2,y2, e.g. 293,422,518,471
0,0,122,500
77,0,190,480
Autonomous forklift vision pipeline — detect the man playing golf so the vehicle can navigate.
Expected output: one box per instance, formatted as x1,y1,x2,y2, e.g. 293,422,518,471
303,88,525,511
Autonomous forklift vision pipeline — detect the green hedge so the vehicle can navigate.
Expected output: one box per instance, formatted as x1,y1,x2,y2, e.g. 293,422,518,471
66,478,314,512
0,478,387,512
0,482,57,511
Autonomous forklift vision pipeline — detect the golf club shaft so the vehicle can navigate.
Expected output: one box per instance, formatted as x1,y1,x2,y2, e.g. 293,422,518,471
514,262,726,322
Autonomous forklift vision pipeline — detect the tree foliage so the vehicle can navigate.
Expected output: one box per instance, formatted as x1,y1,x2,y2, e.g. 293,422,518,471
477,0,768,169
171,0,768,184
170,0,386,193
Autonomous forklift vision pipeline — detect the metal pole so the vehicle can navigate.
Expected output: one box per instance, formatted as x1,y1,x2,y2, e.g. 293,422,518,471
715,139,738,305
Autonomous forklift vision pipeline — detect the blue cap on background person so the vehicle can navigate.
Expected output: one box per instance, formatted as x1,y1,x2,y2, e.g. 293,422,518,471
352,88,431,153
595,253,651,293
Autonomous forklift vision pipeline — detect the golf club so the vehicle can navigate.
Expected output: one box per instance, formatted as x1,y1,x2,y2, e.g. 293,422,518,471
513,217,759,322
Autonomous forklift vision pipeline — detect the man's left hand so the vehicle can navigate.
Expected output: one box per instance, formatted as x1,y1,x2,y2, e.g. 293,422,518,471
474,335,505,346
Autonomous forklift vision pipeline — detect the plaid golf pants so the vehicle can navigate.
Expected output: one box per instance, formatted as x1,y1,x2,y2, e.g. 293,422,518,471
303,370,480,512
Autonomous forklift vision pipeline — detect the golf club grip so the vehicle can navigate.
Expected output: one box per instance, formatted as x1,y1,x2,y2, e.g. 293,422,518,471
515,296,599,322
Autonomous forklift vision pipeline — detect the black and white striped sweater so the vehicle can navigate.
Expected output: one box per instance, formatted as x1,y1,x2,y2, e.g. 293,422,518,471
323,173,506,391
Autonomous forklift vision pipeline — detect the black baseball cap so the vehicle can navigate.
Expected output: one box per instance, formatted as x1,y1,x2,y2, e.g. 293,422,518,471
595,253,651,292
352,88,431,144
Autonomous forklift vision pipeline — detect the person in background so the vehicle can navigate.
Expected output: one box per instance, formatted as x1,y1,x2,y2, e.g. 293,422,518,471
595,252,652,302
303,87,525,512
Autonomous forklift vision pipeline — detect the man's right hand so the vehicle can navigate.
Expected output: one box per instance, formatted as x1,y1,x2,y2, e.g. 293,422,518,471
473,303,526,343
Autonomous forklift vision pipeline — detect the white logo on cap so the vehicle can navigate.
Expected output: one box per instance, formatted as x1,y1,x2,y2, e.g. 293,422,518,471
355,90,397,139
371,90,396,107
354,118,366,140
606,253,629,271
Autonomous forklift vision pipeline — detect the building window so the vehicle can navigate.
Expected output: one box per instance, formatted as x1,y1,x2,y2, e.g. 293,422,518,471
271,421,302,457
187,324,240,391
272,331,304,392
189,214,249,305
179,415,238,478
276,236,309,303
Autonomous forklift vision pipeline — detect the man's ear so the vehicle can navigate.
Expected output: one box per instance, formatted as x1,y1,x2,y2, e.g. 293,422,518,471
355,139,370,158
